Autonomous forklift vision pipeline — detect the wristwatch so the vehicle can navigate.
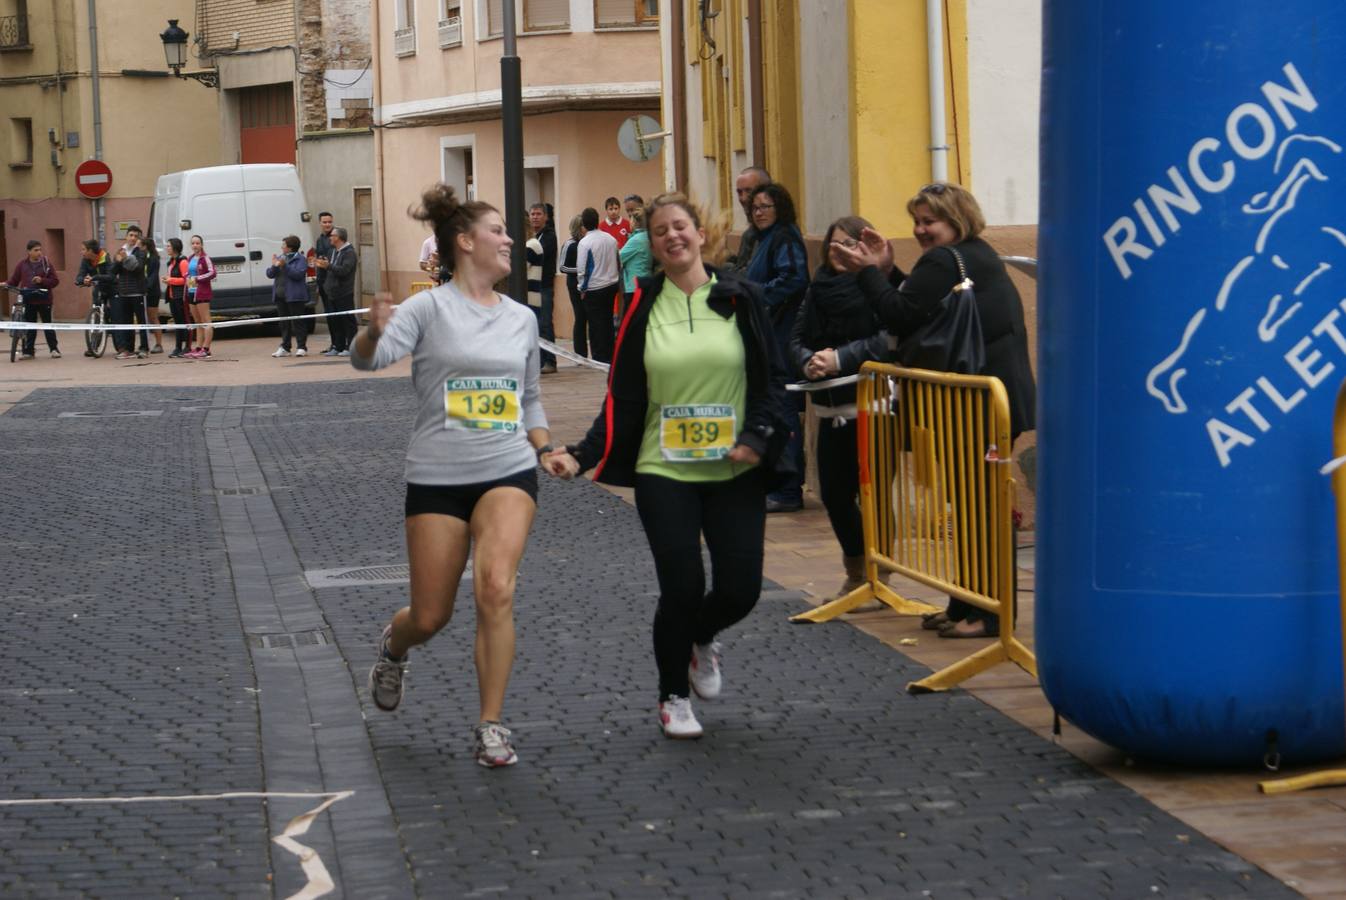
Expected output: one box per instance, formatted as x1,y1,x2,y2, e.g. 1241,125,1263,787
536,443,554,461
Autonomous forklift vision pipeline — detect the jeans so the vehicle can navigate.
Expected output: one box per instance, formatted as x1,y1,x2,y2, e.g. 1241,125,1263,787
634,470,767,701
534,284,556,367
566,276,587,358
327,292,356,351
114,294,149,353
21,303,58,354
277,299,308,351
581,283,619,364
816,418,864,557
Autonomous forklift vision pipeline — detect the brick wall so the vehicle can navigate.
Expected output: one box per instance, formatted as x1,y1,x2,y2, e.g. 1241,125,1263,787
200,0,296,53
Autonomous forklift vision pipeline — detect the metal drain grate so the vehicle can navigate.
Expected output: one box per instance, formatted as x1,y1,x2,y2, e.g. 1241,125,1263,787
179,403,279,412
305,563,434,589
57,410,164,419
217,486,268,496
249,629,333,649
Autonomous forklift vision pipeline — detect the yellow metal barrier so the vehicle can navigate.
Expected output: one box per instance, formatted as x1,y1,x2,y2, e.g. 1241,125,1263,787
409,281,435,294
790,362,1037,693
1260,379,1346,795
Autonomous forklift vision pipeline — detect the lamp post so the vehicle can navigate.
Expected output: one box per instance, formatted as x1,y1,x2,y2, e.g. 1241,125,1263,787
159,19,218,88
500,3,526,303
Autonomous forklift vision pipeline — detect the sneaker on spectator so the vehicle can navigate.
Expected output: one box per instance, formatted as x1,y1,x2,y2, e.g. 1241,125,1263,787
114,351,134,360
295,348,307,357
20,352,35,360
659,696,703,739
337,349,350,357
50,349,61,359
474,721,518,767
321,347,339,357
689,641,722,700
367,625,406,712
271,346,290,358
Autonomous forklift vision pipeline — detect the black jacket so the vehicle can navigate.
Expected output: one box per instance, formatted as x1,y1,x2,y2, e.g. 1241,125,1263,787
76,253,117,306
569,266,797,489
857,237,1036,438
112,245,146,297
788,267,890,409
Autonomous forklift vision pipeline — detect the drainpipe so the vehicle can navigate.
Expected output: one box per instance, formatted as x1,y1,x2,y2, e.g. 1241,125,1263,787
371,0,389,291
926,0,948,183
87,0,105,243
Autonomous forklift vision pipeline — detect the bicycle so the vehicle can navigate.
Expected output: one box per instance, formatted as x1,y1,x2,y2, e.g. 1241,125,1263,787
4,285,27,363
78,281,111,358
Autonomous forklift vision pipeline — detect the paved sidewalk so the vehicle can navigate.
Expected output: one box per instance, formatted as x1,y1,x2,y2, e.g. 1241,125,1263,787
0,371,1298,897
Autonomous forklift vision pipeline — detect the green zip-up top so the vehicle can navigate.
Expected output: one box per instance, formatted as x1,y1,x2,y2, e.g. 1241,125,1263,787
636,275,755,482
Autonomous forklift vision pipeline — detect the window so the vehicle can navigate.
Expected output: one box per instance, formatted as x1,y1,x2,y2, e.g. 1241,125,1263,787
394,0,417,56
595,0,657,29
524,0,568,32
439,0,462,47
485,0,504,37
8,117,32,167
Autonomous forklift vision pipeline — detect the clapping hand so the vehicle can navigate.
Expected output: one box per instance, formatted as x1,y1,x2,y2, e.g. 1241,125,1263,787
830,227,894,276
541,448,580,480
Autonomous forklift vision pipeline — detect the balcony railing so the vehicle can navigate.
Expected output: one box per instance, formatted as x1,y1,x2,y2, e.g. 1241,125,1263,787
0,14,32,50
438,16,461,49
393,26,416,58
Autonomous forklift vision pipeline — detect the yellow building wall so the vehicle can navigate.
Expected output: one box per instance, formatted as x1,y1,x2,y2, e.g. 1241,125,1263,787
849,0,969,237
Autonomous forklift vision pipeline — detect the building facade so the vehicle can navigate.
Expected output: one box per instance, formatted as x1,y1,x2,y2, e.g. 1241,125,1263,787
660,0,1040,243
0,0,222,319
373,0,665,314
197,0,380,299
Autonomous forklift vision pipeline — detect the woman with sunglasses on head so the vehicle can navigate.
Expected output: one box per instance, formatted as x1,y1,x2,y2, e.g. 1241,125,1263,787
832,181,1035,639
353,183,556,768
789,216,892,609
545,193,795,739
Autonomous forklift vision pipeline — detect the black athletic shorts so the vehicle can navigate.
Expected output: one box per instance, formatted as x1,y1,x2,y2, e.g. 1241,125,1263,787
405,468,538,521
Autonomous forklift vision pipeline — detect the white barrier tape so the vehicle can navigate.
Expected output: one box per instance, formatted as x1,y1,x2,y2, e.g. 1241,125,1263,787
787,374,860,392
539,338,610,372
1,307,371,333
1321,455,1346,476
0,789,353,900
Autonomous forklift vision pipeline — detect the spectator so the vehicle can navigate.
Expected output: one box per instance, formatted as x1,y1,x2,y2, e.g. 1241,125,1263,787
746,182,810,513
161,237,192,358
324,226,359,356
419,233,439,284
618,204,652,312
112,226,150,360
142,236,164,353
184,234,216,359
315,211,336,353
575,207,621,363
599,196,631,249
76,239,116,357
558,215,588,358
4,239,60,359
729,166,771,272
623,193,644,222
832,181,1036,639
789,216,891,606
268,234,311,357
525,202,557,374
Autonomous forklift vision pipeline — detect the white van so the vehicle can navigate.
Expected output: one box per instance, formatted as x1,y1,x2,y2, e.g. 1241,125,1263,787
151,164,316,317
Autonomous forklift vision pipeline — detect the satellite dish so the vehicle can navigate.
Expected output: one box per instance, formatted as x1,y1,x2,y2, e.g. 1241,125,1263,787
617,115,668,163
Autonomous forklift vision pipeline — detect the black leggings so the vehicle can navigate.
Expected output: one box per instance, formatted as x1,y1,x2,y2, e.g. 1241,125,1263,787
634,469,766,702
167,295,190,351
816,418,863,557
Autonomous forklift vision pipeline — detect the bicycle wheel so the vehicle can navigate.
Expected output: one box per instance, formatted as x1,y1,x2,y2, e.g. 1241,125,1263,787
9,308,21,363
85,305,107,358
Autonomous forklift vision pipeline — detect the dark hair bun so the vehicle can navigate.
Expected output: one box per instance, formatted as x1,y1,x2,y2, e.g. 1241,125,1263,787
413,183,461,227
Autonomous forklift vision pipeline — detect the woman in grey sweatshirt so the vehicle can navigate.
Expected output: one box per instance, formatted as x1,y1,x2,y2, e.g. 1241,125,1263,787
351,184,556,768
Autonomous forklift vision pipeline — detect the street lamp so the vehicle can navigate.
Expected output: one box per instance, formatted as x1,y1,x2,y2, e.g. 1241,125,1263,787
159,19,218,88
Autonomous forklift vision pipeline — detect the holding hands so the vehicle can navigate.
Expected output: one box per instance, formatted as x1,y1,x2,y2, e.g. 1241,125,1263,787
541,447,580,480
829,227,894,276
804,348,840,381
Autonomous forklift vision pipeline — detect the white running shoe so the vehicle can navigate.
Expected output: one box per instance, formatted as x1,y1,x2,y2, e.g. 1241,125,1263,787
659,696,703,739
367,625,407,711
474,721,518,767
295,348,307,357
271,346,290,358
689,641,722,700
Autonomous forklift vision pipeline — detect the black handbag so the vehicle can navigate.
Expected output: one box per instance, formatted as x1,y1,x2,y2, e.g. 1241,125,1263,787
895,245,986,375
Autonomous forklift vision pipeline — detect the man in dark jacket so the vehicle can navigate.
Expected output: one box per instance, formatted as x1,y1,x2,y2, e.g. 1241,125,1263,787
526,202,558,373
314,211,335,352
321,226,359,356
728,166,771,273
75,239,116,357
111,226,149,358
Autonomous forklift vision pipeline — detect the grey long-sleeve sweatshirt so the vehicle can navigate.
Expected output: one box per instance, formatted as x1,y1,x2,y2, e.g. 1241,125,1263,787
350,282,547,485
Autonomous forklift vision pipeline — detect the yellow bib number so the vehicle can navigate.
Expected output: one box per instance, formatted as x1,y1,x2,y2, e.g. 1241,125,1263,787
444,377,521,432
660,404,736,461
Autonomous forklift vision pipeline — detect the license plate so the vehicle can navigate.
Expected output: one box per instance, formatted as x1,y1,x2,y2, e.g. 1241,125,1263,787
217,263,242,274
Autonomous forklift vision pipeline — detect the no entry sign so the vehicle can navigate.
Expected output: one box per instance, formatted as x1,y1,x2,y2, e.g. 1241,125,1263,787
75,159,113,199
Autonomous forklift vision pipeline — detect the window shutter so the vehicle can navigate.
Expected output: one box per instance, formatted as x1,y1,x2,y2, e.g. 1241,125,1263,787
486,0,504,36
594,0,636,27
524,0,569,30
